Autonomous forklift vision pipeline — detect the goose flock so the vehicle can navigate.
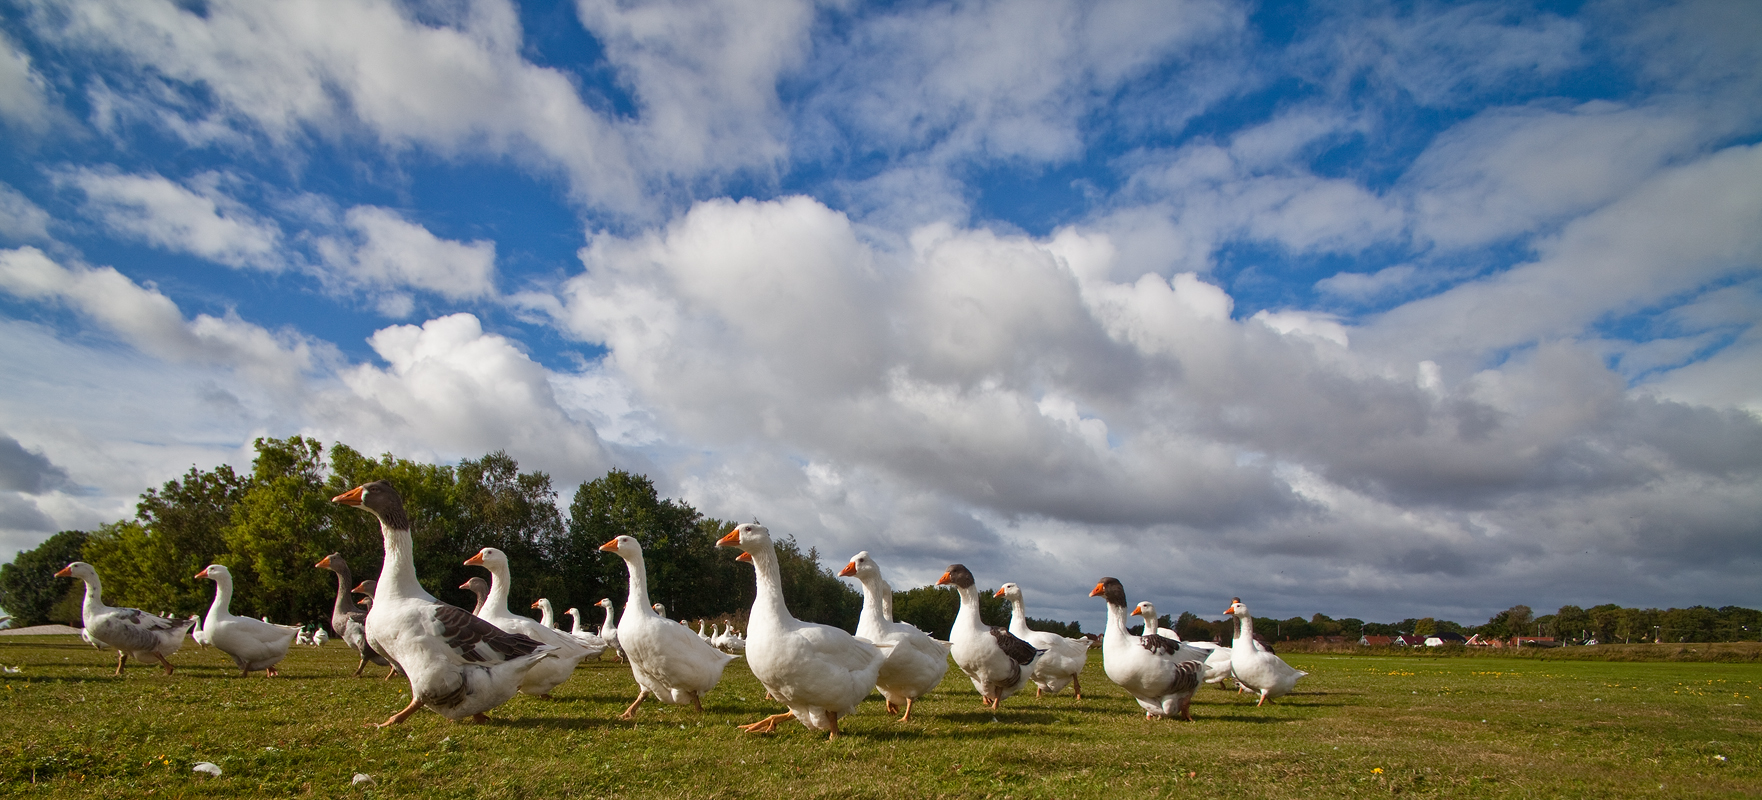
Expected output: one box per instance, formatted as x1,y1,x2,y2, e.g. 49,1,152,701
49,479,1307,736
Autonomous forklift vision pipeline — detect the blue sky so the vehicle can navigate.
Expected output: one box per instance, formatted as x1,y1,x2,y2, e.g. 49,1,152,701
1,0,1758,629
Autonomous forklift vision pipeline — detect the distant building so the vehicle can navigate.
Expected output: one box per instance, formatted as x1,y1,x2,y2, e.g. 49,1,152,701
1359,635,1394,646
1512,636,1559,647
1424,632,1467,646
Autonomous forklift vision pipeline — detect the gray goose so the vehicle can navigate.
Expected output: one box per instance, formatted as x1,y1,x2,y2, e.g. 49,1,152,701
938,564,1042,709
315,553,394,678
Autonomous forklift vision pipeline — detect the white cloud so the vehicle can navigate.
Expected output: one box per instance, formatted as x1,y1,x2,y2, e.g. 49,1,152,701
27,0,643,211
324,313,612,481
57,168,284,270
0,31,53,132
315,206,498,314
0,182,51,242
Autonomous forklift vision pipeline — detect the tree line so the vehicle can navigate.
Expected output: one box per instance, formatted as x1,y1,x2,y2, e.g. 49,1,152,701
1168,603,1762,645
0,437,1079,639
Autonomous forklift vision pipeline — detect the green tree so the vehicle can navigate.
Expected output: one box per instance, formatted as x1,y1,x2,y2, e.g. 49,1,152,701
1413,617,1437,637
83,464,247,615
220,437,341,623
0,530,89,626
452,452,565,620
326,443,464,606
567,469,727,620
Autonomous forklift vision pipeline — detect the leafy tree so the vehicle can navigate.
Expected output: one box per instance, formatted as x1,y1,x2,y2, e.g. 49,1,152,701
327,443,464,607
1028,617,1083,637
891,580,1009,640
221,437,341,623
83,464,246,615
452,452,565,621
567,469,727,620
0,530,89,626
1413,617,1437,637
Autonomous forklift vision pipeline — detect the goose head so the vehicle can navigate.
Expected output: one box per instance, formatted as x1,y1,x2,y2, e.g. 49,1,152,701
531,598,552,614
1132,600,1157,621
463,546,509,572
994,582,1023,602
195,564,233,583
715,522,768,563
1089,577,1128,608
352,579,376,597
459,576,489,599
652,602,666,617
332,480,409,530
935,563,975,590
838,550,877,580
54,561,98,583
1224,597,1247,618
597,534,643,561
596,597,614,610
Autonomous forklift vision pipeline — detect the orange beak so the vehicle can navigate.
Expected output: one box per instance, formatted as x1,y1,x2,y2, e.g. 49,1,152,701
1222,606,1233,615
598,538,620,552
530,600,543,610
54,566,72,578
464,551,485,566
716,529,742,548
935,571,953,586
1088,582,1105,597
1131,605,1143,617
736,552,752,563
838,562,857,577
332,486,364,505
195,567,210,579
993,588,1006,598
352,581,371,594
458,581,472,590
314,555,332,569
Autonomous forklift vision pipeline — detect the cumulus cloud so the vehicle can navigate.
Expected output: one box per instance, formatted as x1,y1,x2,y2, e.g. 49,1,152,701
0,182,51,242
56,168,284,270
0,432,70,494
314,206,498,316
0,31,54,132
25,0,642,211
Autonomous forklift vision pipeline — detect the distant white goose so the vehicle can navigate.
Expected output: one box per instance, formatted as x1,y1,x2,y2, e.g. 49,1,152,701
840,551,948,722
55,562,195,675
595,598,625,661
995,582,1089,698
196,565,300,677
1225,598,1307,705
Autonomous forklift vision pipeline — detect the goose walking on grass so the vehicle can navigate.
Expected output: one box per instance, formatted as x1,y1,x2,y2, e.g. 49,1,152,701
995,582,1089,699
1225,597,1307,705
840,551,948,722
196,565,300,677
464,547,604,698
1091,578,1204,720
54,562,194,676
720,524,889,738
599,535,736,720
595,598,626,661
316,553,392,678
334,481,555,727
1133,600,1233,686
939,564,1041,710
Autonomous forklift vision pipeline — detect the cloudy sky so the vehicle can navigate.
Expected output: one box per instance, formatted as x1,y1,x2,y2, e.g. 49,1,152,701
1,0,1758,629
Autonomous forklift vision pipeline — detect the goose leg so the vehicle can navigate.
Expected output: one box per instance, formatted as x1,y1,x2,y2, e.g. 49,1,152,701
691,693,703,713
1256,691,1269,707
471,713,490,723
885,700,899,715
114,650,126,676
1071,675,1082,699
826,711,840,740
384,665,397,680
898,697,915,723
619,689,649,721
353,656,367,678
369,696,424,728
154,653,176,676
737,711,794,734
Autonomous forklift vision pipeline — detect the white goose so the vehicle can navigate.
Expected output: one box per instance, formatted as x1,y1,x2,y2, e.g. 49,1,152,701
719,523,888,738
54,562,195,675
595,598,625,661
1225,597,1307,705
995,582,1089,699
188,614,207,649
1090,577,1205,720
464,547,605,698
335,480,557,727
839,551,949,722
599,535,735,719
938,564,1040,709
1132,600,1234,686
195,565,301,677
532,598,560,630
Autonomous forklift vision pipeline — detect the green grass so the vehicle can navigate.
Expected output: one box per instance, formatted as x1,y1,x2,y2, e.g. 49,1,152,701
2,636,1758,798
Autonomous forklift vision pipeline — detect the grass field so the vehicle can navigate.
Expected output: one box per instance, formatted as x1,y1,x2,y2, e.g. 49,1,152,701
2,635,1758,798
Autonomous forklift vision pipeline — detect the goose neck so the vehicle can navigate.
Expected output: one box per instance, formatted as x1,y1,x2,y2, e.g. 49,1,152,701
1008,595,1029,634
484,564,513,617
79,573,106,615
330,564,360,617
855,574,890,632
747,545,791,627
376,522,431,601
620,551,653,617
205,571,235,625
